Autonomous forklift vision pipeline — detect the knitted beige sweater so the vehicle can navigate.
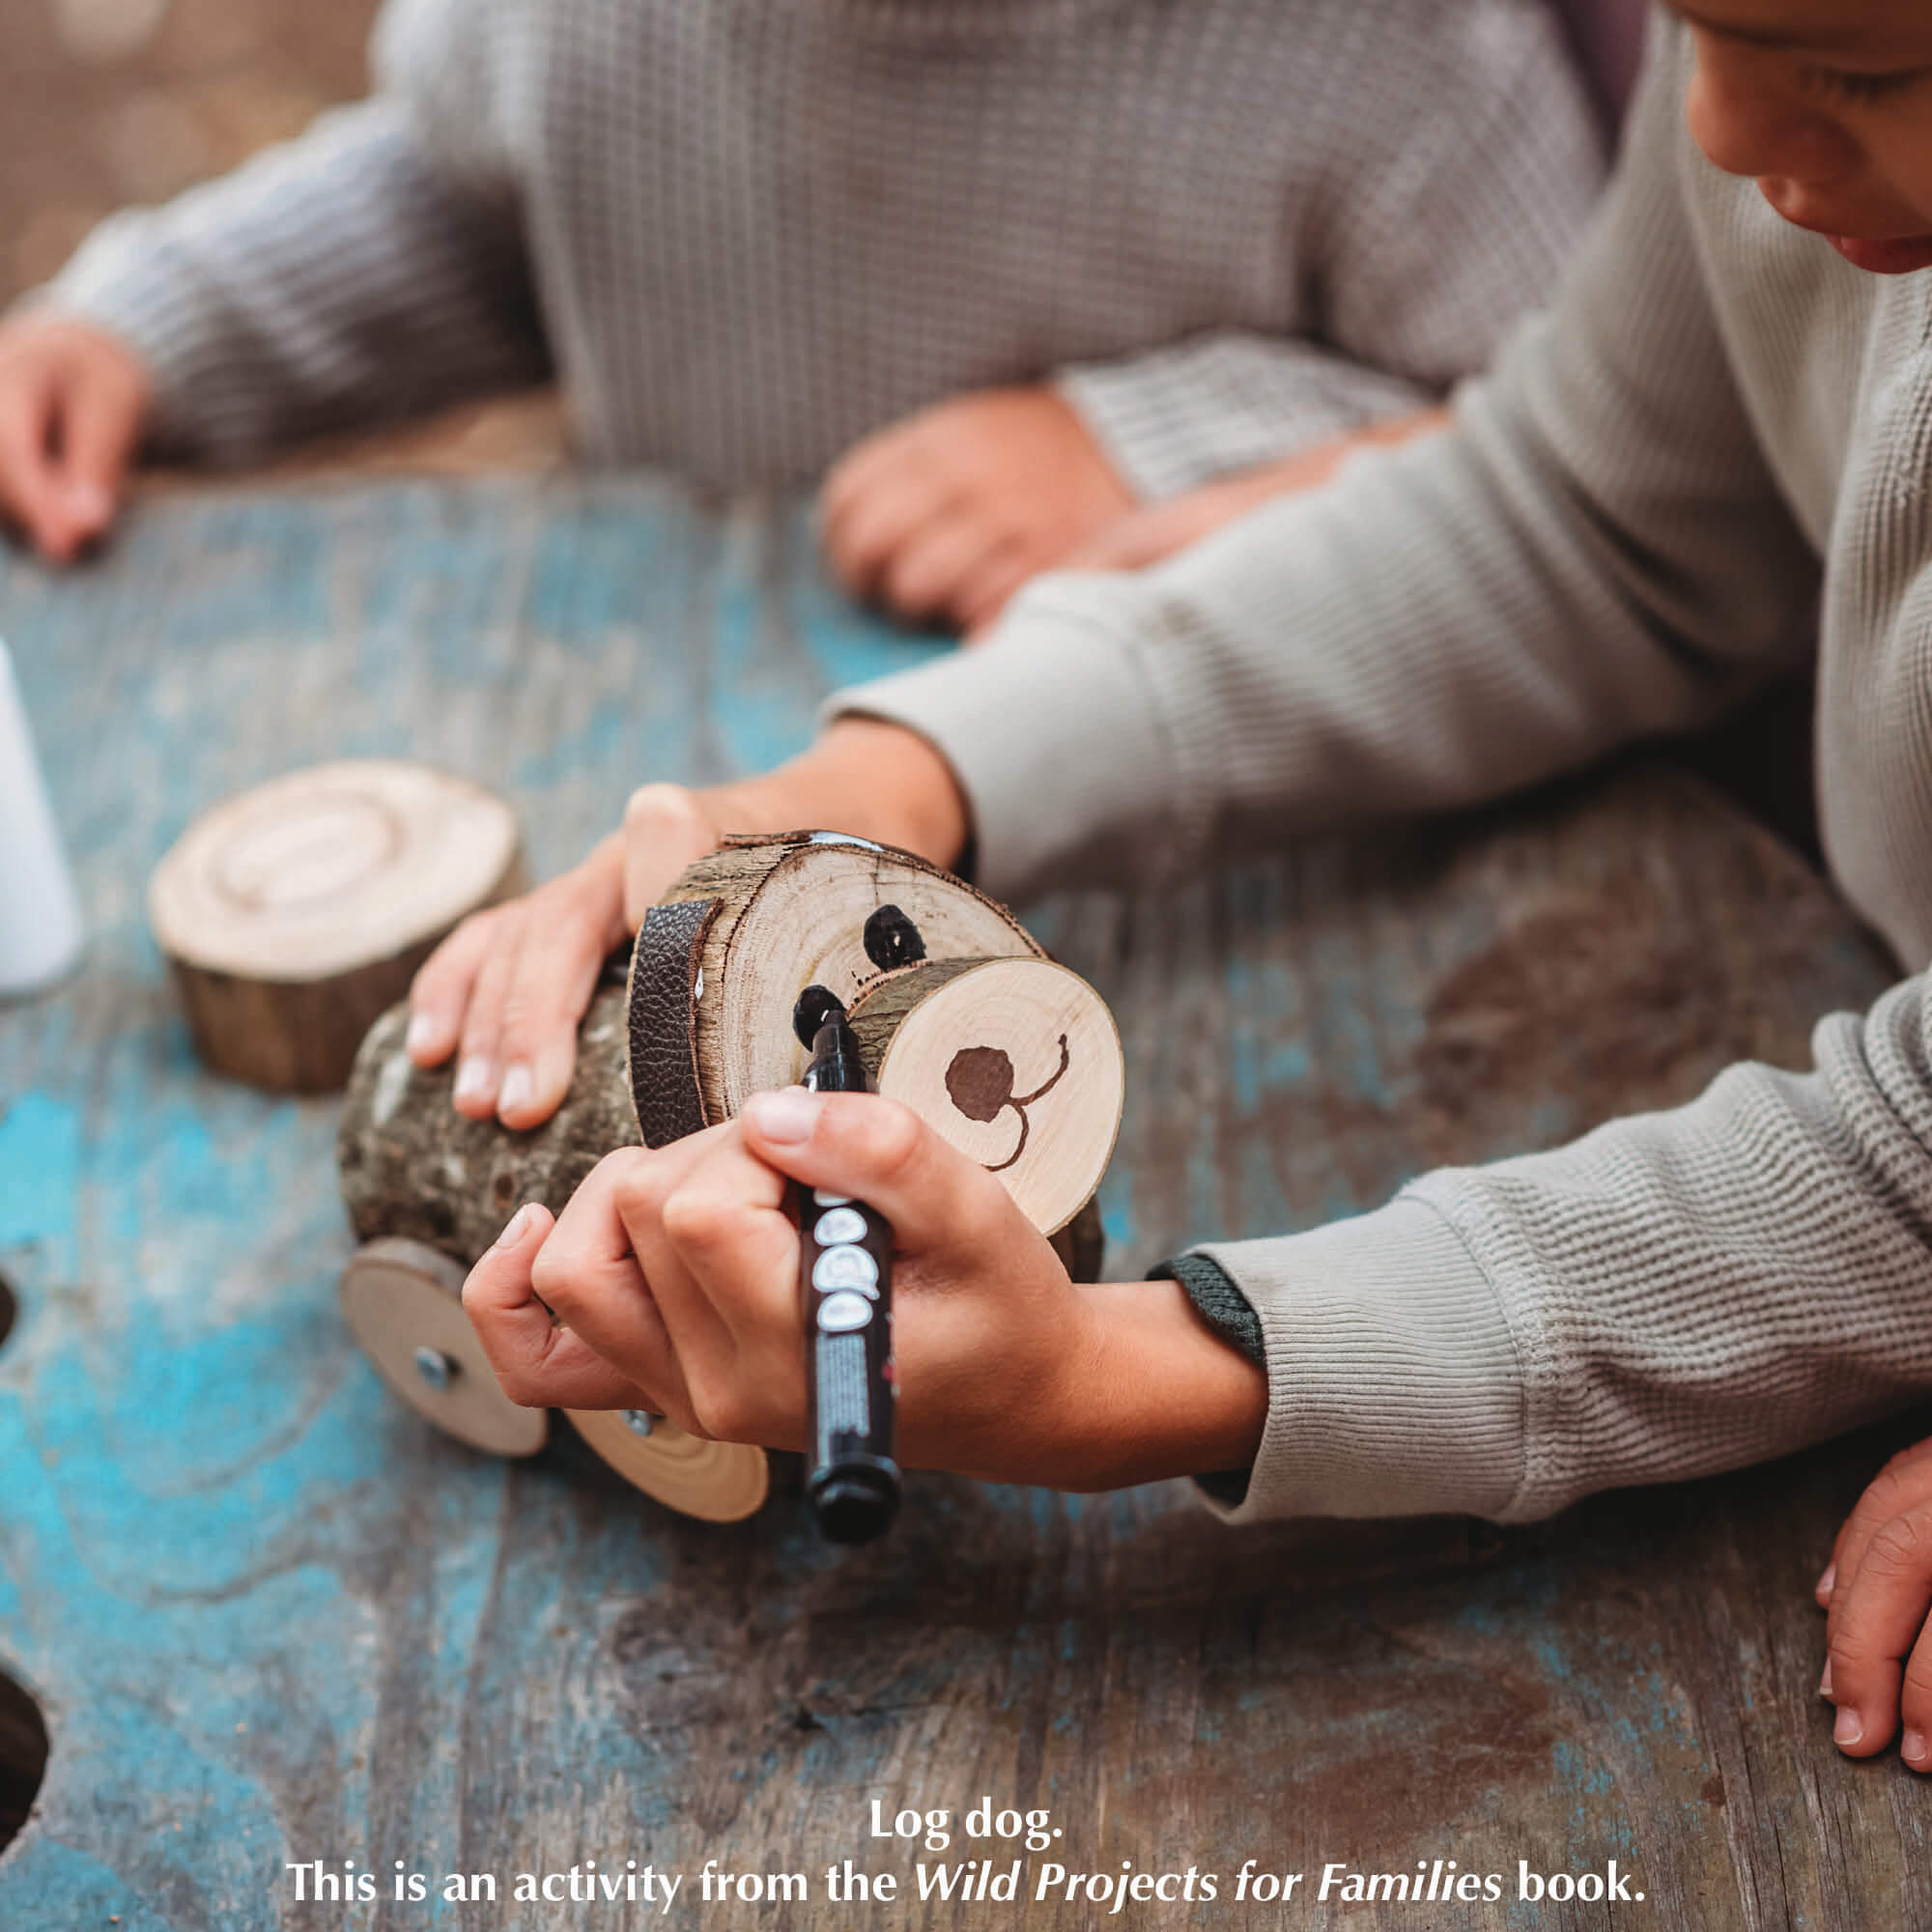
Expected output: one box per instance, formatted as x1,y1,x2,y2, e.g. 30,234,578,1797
31,0,1600,495
837,14,1932,1522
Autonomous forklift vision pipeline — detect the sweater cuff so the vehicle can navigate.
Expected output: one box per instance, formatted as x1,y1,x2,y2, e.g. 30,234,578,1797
1183,1193,1525,1525
820,572,1197,906
1150,1252,1265,1508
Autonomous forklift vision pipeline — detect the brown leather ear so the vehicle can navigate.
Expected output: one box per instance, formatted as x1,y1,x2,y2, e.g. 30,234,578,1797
626,897,722,1147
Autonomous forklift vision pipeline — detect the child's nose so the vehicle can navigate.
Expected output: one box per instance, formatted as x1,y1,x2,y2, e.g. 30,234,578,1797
1684,40,1861,191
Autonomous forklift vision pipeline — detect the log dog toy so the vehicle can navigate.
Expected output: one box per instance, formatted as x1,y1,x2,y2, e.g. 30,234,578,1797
337,831,1123,1521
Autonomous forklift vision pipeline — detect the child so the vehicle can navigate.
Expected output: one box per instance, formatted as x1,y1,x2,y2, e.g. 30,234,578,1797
433,0,1932,1771
0,0,1604,629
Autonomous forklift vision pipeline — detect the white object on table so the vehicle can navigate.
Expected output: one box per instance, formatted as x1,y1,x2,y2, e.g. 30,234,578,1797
0,638,84,996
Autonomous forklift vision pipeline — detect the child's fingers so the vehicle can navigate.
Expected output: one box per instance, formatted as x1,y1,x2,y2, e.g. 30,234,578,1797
739,1088,1015,1258
461,1203,651,1410
818,421,913,525
1824,1496,1932,1756
451,935,516,1118
1897,1622,1932,1774
1826,1441,1932,1634
52,357,140,545
0,363,66,559
821,462,952,600
882,514,1008,622
407,909,497,1065
492,884,623,1128
526,1142,722,1427
626,1126,808,1445
1819,1437,1932,1605
606,1147,750,1408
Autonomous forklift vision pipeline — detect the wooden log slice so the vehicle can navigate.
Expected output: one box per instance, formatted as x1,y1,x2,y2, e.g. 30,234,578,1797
627,831,1043,1144
338,1237,549,1457
150,759,522,1094
845,957,1123,1236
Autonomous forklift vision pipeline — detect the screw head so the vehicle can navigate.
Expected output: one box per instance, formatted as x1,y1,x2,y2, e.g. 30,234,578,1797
622,1408,657,1437
413,1346,458,1392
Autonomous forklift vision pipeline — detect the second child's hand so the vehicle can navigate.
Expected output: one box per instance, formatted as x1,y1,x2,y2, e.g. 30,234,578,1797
0,315,151,565
404,720,971,1129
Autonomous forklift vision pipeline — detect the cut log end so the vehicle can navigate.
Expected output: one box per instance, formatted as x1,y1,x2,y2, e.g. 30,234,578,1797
151,759,521,1093
849,957,1124,1237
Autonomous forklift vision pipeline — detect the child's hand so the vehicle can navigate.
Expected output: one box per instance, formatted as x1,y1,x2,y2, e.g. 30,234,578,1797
1816,1437,1932,1771
463,1088,1267,1491
820,386,1132,634
405,723,970,1128
0,315,150,564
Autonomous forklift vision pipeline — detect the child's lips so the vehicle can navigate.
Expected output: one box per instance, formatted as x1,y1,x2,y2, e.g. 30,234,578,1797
1824,232,1932,275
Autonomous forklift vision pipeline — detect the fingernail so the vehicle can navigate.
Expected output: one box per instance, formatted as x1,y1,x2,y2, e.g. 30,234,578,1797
745,1087,822,1145
1834,1706,1863,1747
1817,1562,1835,1600
405,1009,440,1057
1905,1729,1928,1767
454,1055,496,1104
494,1203,536,1249
497,1063,533,1117
1820,1660,1833,1699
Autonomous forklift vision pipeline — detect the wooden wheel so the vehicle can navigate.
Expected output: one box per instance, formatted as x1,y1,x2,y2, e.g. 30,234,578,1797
339,1237,548,1457
563,1408,771,1522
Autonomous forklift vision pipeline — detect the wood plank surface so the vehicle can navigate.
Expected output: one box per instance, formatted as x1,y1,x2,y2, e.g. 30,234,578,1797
0,477,1915,1930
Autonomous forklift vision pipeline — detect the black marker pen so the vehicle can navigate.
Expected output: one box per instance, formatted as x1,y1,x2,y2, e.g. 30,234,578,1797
792,984,900,1545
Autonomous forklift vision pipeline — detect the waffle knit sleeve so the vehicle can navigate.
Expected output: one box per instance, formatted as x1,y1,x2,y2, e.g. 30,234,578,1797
23,0,549,460
1053,0,1608,498
1168,971,1932,1523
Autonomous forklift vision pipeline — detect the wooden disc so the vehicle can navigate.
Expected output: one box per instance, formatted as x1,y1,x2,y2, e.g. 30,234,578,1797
339,1237,548,1457
848,957,1123,1236
565,1408,771,1522
150,759,522,1093
632,832,1043,1137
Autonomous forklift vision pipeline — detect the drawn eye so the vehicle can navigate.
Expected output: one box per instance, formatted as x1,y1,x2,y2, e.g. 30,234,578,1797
863,904,926,971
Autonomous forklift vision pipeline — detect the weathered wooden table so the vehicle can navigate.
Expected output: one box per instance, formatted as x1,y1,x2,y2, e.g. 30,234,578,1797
0,478,1918,1930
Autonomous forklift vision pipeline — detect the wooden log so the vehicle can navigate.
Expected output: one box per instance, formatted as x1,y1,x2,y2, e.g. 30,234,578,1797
338,984,638,1263
149,759,522,1094
847,957,1124,1236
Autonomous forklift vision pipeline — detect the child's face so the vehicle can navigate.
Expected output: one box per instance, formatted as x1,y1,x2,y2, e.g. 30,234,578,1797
1673,1,1932,272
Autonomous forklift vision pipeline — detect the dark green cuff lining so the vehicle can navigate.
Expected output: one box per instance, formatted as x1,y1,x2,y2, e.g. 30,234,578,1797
1150,1251,1264,1509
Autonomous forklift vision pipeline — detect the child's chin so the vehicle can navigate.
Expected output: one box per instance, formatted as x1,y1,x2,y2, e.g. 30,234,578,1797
1825,232,1932,275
